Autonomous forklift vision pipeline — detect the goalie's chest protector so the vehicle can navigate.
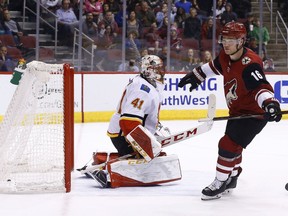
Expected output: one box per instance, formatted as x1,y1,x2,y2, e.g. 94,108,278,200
109,76,164,135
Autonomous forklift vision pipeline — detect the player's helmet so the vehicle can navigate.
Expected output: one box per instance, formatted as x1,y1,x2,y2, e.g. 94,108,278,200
140,55,164,81
219,21,247,43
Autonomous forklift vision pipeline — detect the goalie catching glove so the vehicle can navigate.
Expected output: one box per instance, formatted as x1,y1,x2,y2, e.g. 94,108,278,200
178,66,206,91
126,124,162,162
262,98,282,122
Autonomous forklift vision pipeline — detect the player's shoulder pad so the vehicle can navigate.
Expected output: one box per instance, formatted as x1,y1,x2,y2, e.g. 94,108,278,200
140,84,151,93
242,62,268,90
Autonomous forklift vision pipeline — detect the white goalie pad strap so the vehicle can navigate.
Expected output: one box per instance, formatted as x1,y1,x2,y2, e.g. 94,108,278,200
126,125,162,161
109,154,181,185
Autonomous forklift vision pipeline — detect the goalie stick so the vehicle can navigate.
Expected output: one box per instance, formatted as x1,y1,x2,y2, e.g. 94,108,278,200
78,94,216,175
198,110,288,122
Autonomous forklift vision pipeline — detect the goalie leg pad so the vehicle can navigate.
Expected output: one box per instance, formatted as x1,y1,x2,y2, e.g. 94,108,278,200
107,154,182,188
126,125,162,161
92,152,119,166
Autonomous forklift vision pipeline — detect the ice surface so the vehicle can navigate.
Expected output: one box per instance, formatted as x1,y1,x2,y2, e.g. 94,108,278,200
0,120,288,216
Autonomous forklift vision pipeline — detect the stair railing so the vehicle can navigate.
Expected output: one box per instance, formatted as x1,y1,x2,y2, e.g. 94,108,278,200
73,29,96,71
264,0,273,31
275,11,288,67
23,0,59,55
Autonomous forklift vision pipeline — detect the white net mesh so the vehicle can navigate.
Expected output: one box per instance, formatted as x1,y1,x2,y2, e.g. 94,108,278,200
0,61,69,193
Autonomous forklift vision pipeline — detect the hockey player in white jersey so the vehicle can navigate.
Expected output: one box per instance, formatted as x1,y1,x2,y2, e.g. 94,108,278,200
88,55,182,188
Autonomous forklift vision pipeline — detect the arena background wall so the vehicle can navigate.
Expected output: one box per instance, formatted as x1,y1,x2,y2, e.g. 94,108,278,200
0,72,287,123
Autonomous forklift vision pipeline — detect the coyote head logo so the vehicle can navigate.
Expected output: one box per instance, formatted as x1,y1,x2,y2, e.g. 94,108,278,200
225,79,238,107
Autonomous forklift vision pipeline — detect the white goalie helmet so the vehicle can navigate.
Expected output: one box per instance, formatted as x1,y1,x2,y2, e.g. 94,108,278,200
140,55,164,81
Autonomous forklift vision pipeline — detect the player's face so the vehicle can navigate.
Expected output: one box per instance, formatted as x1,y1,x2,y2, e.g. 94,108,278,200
221,37,239,55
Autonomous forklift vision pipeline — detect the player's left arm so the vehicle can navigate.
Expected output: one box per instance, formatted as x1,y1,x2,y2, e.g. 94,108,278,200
242,63,282,122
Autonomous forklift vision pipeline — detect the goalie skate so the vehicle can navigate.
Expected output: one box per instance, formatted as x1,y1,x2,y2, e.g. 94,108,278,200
201,178,227,201
87,170,110,188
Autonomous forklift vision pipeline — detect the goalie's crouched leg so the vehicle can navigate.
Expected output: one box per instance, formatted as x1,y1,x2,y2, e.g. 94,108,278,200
107,154,182,188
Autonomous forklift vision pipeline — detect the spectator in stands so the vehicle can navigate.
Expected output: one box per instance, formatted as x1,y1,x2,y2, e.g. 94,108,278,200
0,44,16,71
98,10,119,38
170,26,182,52
278,0,288,21
0,0,8,14
94,24,116,71
106,0,120,16
56,0,79,46
155,2,168,28
202,50,213,63
243,12,254,45
249,17,270,59
84,0,104,24
157,16,168,39
82,12,98,44
97,3,111,23
180,48,201,72
136,0,156,28
175,0,192,14
229,0,251,19
174,6,187,29
2,8,25,46
41,0,62,10
183,7,201,40
125,29,142,61
201,16,220,40
144,22,162,48
212,0,225,18
220,2,237,26
126,10,141,38
263,58,276,72
117,59,140,72
191,0,208,23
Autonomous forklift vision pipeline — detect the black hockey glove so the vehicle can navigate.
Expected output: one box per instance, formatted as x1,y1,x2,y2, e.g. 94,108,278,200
178,66,206,92
262,98,282,122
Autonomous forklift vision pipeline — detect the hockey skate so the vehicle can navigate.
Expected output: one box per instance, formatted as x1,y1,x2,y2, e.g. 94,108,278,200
201,178,227,200
224,167,242,194
87,170,111,188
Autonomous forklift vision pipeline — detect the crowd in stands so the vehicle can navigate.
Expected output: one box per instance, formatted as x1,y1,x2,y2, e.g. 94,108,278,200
0,0,279,72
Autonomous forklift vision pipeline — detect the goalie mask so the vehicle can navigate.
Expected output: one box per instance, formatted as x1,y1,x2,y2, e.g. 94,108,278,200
140,55,165,82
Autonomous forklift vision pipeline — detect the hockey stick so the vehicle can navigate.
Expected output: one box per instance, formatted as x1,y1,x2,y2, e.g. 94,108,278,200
78,94,216,175
198,110,288,122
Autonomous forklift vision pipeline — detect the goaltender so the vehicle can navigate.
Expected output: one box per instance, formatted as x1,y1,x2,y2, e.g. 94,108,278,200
88,55,181,188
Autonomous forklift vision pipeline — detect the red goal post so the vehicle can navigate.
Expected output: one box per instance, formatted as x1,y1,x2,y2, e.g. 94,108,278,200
0,61,74,193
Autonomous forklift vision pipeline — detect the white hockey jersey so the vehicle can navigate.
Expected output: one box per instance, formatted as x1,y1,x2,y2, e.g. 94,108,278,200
107,75,164,137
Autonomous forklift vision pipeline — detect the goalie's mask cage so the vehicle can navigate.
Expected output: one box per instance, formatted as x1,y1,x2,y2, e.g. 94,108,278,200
0,61,74,193
140,55,165,82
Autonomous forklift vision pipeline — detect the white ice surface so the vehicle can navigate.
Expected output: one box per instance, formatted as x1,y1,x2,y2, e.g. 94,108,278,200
0,120,288,216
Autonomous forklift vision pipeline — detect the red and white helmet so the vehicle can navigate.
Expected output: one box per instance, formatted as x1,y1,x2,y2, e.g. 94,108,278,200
219,21,247,44
140,55,164,81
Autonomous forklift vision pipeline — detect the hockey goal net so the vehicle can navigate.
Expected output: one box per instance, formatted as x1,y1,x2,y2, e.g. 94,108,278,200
0,61,74,193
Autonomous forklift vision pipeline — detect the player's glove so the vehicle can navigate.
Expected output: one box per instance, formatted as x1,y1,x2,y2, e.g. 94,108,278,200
178,66,206,92
262,98,282,122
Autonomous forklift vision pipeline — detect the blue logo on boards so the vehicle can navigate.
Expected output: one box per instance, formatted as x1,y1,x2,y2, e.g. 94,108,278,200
274,80,288,103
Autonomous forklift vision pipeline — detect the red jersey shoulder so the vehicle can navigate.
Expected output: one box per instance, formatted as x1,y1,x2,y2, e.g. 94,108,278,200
241,48,263,68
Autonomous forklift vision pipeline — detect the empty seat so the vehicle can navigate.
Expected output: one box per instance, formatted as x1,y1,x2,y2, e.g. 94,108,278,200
181,38,200,50
20,35,36,49
0,34,16,47
7,47,22,59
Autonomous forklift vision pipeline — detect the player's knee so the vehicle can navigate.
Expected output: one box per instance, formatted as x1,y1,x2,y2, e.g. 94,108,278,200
218,135,243,158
